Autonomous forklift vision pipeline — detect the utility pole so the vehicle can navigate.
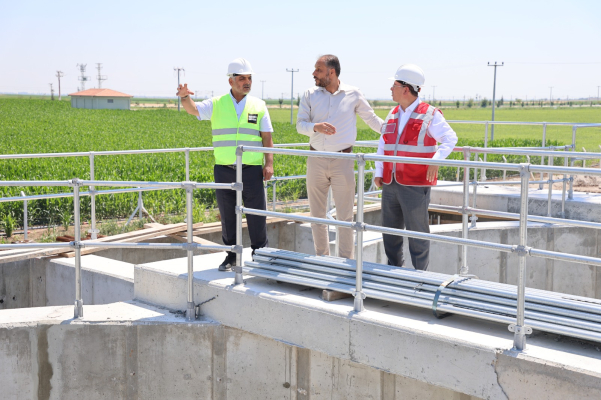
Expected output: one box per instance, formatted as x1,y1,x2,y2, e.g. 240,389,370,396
76,64,90,91
597,86,600,101
432,86,437,103
174,67,185,111
261,80,266,100
56,71,64,100
49,83,55,100
549,87,554,105
286,68,299,124
96,63,107,89
487,61,503,141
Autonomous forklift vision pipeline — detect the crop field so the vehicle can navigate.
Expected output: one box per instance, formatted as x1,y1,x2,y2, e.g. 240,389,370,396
0,98,599,228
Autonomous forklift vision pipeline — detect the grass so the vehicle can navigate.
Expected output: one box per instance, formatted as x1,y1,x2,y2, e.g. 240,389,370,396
0,97,599,230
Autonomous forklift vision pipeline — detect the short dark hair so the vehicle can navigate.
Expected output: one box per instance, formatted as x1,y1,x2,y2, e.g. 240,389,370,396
320,54,340,77
396,80,419,97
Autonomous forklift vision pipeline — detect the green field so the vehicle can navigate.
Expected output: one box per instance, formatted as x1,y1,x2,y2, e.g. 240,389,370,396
0,98,599,228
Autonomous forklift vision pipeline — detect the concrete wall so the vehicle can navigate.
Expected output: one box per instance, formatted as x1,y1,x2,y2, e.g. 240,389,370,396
0,303,482,400
0,256,133,310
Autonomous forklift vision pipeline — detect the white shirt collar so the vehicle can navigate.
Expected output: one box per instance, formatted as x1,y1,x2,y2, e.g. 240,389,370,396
400,97,420,114
229,91,247,105
316,80,346,95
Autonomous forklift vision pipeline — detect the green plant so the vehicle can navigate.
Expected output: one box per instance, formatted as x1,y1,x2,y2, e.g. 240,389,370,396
467,99,474,108
2,213,15,237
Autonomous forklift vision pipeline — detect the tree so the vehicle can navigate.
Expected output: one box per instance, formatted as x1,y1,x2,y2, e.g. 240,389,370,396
296,94,300,107
521,101,525,107
438,101,442,106
278,97,283,108
456,100,460,108
497,97,504,108
467,98,474,108
480,98,488,108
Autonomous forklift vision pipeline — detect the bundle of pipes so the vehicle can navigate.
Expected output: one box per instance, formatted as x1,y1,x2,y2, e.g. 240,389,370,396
244,248,601,343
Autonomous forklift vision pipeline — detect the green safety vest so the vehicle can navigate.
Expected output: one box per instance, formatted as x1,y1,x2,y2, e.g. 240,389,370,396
211,94,265,165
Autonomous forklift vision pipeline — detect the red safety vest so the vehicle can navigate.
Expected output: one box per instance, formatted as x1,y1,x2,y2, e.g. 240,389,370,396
382,102,441,186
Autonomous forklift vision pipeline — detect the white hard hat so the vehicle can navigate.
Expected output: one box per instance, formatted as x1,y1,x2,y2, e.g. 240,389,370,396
227,58,254,76
390,64,425,92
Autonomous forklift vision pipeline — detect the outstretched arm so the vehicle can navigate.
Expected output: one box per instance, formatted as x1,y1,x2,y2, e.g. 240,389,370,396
176,84,199,116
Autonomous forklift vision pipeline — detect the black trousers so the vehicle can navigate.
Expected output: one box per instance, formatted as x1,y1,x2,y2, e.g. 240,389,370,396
381,182,431,270
214,165,268,259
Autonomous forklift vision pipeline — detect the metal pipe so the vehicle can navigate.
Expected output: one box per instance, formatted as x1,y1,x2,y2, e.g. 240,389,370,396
547,154,553,217
562,157,568,218
234,147,244,285
471,155,479,228
482,122,488,182
20,191,27,241
73,180,83,319
461,147,470,275
513,164,530,351
272,182,277,211
569,159,575,200
186,188,195,321
89,153,97,239
185,148,190,181
354,157,366,312
538,123,547,189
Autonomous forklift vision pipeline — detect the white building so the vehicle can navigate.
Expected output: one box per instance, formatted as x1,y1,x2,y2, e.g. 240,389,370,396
69,89,133,110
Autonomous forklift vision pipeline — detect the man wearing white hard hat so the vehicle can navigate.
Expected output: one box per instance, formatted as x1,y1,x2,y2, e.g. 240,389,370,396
374,64,458,270
297,54,383,259
177,58,274,271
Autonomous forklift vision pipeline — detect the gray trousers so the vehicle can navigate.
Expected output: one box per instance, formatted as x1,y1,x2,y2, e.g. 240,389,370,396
381,181,431,270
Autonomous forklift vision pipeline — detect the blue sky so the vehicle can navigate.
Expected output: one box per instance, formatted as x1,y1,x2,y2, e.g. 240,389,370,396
1,0,600,101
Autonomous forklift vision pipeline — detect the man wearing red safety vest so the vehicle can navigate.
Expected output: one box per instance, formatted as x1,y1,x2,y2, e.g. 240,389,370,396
374,64,458,270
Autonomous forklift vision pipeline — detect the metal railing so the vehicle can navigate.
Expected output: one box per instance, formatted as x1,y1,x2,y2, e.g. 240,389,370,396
234,145,601,351
0,179,241,321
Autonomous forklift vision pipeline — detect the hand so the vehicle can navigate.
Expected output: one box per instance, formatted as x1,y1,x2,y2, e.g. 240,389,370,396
313,122,337,135
176,83,194,98
374,177,383,188
426,165,439,183
263,164,274,181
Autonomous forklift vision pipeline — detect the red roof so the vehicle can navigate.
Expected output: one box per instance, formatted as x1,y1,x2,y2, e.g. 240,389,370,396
68,88,133,98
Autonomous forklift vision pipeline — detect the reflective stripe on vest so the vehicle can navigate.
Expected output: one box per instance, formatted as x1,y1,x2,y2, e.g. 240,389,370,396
382,102,440,186
211,94,265,165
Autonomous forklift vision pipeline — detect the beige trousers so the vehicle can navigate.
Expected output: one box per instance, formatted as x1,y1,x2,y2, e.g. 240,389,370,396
306,157,355,259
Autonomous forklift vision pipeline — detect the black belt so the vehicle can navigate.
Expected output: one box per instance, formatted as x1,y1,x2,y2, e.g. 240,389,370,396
220,164,252,170
310,145,353,153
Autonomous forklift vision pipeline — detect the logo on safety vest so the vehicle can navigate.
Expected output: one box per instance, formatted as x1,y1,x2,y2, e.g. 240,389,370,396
248,114,258,124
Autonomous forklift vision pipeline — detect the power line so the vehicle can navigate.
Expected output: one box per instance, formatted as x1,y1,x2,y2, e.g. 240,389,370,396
96,63,107,89
56,71,64,100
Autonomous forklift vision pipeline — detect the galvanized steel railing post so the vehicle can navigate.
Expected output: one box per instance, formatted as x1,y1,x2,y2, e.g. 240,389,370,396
482,122,488,182
272,181,277,211
234,146,244,285
72,179,84,319
470,152,478,229
89,152,98,239
562,156,568,218
21,191,27,241
511,164,532,351
569,159,575,200
460,147,470,276
185,148,190,181
547,155,553,217
539,123,547,189
354,155,366,312
185,186,195,321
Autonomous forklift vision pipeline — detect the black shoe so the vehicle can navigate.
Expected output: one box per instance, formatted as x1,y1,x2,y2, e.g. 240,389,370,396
218,255,235,272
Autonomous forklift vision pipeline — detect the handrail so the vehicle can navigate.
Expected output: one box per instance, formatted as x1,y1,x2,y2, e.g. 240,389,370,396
236,144,601,351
